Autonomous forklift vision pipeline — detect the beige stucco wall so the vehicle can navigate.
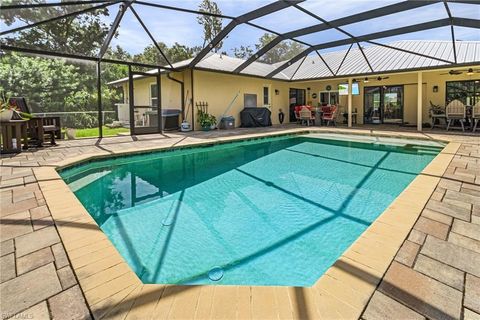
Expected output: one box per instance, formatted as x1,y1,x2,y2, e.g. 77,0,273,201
122,73,183,109
192,70,291,127
122,66,479,130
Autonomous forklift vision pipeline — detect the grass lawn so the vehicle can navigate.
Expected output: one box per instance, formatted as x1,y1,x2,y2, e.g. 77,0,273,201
65,126,130,138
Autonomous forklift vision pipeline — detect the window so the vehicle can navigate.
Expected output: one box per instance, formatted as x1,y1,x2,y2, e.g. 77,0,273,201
319,91,339,105
263,86,270,106
446,80,480,106
150,83,158,107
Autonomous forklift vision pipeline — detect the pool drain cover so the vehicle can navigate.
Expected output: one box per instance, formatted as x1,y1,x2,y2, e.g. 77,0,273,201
208,267,224,281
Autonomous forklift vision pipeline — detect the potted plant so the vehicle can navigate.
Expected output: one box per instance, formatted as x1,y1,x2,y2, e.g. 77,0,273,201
197,109,217,131
0,94,32,121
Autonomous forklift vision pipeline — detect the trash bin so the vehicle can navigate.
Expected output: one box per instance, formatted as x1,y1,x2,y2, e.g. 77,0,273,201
219,116,235,129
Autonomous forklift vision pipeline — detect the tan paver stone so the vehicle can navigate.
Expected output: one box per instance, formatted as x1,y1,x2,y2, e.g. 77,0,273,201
151,285,180,319
12,301,51,320
465,274,480,314
413,254,464,291
15,226,60,257
0,210,32,241
51,243,69,269
408,229,427,245
74,253,123,280
0,263,62,316
274,286,294,320
421,235,480,277
101,285,143,320
194,285,216,319
425,199,471,221
67,238,113,260
414,216,449,240
324,271,377,311
0,253,15,283
0,239,14,257
89,284,139,319
430,189,445,201
1,198,38,217
394,240,420,267
443,197,473,212
57,265,77,290
83,271,140,306
122,284,164,320
363,291,426,320
452,219,480,241
422,208,453,225
379,261,462,320
48,285,91,320
168,285,202,319
438,179,462,192
79,262,131,292
449,232,480,253
465,308,480,320
314,287,361,319
287,287,322,319
31,215,54,231
17,247,54,275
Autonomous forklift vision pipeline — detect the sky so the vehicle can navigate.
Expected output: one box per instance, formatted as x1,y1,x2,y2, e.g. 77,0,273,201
108,0,480,56
2,0,479,58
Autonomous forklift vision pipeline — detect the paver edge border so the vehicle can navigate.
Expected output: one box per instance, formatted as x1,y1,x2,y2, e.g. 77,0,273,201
35,131,458,319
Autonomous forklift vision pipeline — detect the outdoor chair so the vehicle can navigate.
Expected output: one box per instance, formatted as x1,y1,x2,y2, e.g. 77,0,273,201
294,106,302,124
472,101,480,132
429,101,446,129
446,99,467,132
322,105,338,127
9,97,61,145
299,106,315,126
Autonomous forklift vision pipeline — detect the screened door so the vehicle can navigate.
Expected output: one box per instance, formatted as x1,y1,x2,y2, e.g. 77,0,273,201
364,85,403,124
289,88,306,122
364,87,382,124
382,86,403,124
128,69,162,135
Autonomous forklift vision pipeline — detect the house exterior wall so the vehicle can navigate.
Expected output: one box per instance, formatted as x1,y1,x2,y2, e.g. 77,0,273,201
122,66,479,130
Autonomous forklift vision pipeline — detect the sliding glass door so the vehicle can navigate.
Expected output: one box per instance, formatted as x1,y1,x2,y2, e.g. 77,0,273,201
364,85,403,124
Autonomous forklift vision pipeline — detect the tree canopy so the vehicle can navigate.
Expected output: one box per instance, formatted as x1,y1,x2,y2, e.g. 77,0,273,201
232,33,306,64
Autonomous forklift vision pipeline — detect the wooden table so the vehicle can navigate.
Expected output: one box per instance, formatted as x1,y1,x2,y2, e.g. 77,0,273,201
27,117,45,147
1,120,28,153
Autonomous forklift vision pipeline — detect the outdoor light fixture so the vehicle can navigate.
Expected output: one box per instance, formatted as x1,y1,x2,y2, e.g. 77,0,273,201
363,77,369,83
275,89,279,95
467,68,474,75
433,85,439,92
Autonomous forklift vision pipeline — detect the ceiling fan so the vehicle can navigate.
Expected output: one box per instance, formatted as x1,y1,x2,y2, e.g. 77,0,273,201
356,76,390,83
441,68,480,75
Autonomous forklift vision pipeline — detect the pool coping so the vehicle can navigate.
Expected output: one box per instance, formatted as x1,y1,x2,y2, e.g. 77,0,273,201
34,128,459,319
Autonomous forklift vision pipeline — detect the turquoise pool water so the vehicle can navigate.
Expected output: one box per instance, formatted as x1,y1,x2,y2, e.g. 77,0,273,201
60,135,442,287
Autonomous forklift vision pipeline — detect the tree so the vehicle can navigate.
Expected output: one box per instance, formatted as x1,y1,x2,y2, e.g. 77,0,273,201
233,46,254,59
197,0,223,52
1,0,111,56
256,33,305,64
133,42,201,66
231,33,306,64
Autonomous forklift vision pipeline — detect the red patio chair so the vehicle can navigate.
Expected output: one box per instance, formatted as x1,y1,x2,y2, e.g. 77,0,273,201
322,105,338,126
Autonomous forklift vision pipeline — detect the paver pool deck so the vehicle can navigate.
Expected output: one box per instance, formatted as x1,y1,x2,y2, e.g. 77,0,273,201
1,125,479,320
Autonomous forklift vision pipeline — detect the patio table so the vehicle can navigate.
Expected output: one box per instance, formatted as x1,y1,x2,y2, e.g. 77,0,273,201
1,120,28,153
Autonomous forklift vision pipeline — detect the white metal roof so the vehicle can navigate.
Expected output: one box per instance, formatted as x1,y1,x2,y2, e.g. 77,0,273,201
108,40,480,85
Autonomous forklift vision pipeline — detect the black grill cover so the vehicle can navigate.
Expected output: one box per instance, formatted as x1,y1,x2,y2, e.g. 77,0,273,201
240,108,272,127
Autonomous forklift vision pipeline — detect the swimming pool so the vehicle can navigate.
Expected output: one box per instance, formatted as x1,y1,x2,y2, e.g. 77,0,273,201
60,134,442,287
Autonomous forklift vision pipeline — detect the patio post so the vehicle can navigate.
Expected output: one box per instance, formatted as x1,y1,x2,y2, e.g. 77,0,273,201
417,71,423,131
348,77,353,127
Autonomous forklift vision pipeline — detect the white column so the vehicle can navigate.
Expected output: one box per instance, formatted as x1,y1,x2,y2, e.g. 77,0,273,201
417,71,423,131
348,77,353,128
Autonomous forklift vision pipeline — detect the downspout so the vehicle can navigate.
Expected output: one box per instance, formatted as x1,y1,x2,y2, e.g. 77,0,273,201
166,72,185,118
